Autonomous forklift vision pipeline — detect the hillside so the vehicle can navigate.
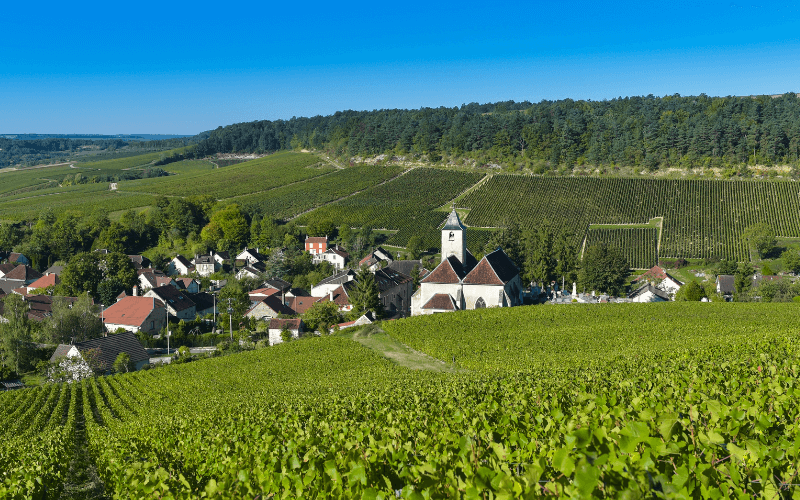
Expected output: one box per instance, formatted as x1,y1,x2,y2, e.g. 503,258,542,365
2,302,799,497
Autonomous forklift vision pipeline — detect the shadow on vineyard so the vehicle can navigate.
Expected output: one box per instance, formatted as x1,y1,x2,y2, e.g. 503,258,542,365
348,325,460,373
61,384,107,500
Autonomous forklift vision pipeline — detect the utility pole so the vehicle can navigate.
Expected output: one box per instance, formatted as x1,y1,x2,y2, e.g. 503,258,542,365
227,298,233,341
166,300,170,354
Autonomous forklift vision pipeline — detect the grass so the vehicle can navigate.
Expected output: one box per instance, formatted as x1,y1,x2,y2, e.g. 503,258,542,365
342,324,460,372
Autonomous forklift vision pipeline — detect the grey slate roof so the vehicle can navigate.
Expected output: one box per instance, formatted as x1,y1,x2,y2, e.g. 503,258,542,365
74,331,149,372
374,268,413,293
442,208,466,231
315,269,356,288
628,284,671,301
483,248,519,284
148,285,196,313
717,275,736,295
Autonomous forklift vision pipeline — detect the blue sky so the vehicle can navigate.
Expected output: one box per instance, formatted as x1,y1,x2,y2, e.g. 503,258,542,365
2,1,799,134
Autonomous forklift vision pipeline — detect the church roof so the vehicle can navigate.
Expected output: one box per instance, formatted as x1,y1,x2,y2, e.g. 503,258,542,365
421,255,466,284
442,209,466,231
463,248,519,285
421,293,457,310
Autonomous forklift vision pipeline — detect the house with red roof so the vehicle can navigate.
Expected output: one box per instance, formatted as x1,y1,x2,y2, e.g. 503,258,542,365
411,209,522,316
102,296,166,334
26,274,60,293
305,236,328,255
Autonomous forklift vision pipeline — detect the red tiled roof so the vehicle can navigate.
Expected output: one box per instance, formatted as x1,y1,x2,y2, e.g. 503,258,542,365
0,263,17,276
286,295,322,315
28,274,60,290
462,258,503,285
305,237,327,245
421,257,462,284
422,293,457,310
319,285,352,307
249,287,280,297
103,296,163,328
463,249,518,285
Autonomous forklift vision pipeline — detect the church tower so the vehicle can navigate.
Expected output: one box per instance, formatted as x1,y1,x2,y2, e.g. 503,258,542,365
441,208,467,263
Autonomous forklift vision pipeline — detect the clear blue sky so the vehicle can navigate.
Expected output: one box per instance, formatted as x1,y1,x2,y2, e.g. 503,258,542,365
2,1,799,134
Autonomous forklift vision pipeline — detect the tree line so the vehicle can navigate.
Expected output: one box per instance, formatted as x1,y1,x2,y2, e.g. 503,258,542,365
191,94,800,170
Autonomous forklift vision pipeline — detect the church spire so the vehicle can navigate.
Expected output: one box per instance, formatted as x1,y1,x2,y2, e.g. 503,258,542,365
443,206,466,231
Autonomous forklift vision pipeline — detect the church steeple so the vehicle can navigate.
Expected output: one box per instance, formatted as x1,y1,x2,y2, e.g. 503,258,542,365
441,207,466,263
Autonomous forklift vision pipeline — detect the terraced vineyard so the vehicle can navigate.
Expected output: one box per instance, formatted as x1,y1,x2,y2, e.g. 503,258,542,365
461,176,800,261
3,303,800,498
584,227,658,269
297,168,484,246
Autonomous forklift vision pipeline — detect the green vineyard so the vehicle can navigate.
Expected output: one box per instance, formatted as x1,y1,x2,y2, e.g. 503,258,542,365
461,176,800,261
3,303,800,498
584,227,659,269
297,168,484,245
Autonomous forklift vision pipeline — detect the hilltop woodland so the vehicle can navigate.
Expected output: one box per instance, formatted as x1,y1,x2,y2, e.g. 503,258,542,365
189,93,800,172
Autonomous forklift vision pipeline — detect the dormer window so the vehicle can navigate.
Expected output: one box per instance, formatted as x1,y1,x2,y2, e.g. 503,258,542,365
449,231,454,241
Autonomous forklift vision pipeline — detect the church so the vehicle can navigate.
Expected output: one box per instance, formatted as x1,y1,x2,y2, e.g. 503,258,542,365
410,209,523,315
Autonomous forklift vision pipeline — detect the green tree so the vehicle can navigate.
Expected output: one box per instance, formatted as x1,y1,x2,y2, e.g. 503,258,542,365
522,227,554,285
210,204,249,250
782,249,800,274
61,252,104,297
717,259,738,275
303,301,342,333
113,352,133,373
743,222,776,259
735,261,755,294
675,280,704,301
306,218,336,238
40,294,103,344
406,235,424,259
578,243,630,296
350,268,381,318
0,294,32,375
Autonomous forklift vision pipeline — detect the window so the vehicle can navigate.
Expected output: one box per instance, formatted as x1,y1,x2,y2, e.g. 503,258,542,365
475,297,486,309
448,231,454,241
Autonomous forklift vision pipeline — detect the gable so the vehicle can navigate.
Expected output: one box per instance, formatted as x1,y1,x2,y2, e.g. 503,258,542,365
421,256,463,284
463,258,504,285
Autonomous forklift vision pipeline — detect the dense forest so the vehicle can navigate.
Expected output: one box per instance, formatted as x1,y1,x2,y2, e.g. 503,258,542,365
193,94,800,170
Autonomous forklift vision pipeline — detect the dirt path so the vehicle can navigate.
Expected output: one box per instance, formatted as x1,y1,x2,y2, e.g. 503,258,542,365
345,325,460,372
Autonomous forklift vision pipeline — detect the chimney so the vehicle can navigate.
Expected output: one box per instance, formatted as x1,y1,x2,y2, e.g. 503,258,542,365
329,290,334,301
133,285,138,296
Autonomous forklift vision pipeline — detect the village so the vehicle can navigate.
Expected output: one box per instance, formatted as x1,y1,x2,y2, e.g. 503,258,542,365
0,207,793,388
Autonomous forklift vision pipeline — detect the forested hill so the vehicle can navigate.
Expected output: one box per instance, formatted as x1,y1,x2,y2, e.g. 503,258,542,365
194,93,800,170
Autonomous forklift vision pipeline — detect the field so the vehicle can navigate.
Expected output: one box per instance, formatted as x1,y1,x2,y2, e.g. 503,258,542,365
584,227,659,269
296,168,485,248
461,176,800,261
3,302,800,498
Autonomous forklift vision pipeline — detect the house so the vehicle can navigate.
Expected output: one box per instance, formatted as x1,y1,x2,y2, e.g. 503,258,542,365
128,255,151,270
192,253,218,277
44,264,64,276
285,295,322,315
410,209,523,316
312,245,349,270
138,269,176,292
305,236,328,255
387,260,430,281
103,296,166,334
1,265,43,286
335,312,374,332
374,268,413,317
212,251,230,266
26,274,60,293
628,284,671,303
264,277,292,293
245,296,293,321
144,285,197,320
311,269,357,297
187,292,216,317
0,263,17,279
236,263,265,280
237,247,267,266
167,255,194,276
716,275,736,298
50,331,149,377
268,318,304,345
359,247,394,271
249,287,280,302
2,252,30,266
633,266,684,295
23,295,81,322
175,278,201,294
318,283,354,312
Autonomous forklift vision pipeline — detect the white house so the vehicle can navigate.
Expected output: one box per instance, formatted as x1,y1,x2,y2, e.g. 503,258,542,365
359,247,394,271
192,254,218,277
167,255,194,276
103,296,166,334
268,318,304,345
49,331,150,379
410,209,523,316
633,266,683,297
236,248,267,266
627,283,671,302
311,269,357,297
144,285,197,320
313,245,349,270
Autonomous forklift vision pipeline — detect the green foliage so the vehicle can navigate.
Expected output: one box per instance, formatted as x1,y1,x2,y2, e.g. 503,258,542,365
349,267,381,319
113,352,132,374
578,243,629,295
674,280,705,301
743,222,777,259
303,301,342,333
782,248,800,274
